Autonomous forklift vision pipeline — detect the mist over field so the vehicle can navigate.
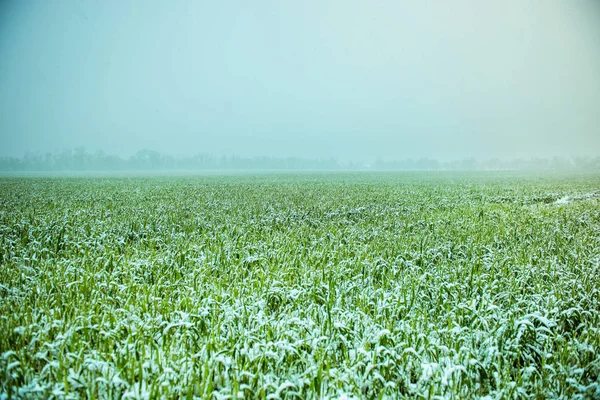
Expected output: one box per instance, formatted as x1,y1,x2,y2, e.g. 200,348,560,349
2,2,600,398
1,0,600,161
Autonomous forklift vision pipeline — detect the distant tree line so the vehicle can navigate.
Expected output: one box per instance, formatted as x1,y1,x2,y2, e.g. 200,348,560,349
0,148,340,171
372,156,600,171
0,148,599,171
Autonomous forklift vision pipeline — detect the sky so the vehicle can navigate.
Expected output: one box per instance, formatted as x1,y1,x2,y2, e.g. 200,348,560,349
1,0,599,161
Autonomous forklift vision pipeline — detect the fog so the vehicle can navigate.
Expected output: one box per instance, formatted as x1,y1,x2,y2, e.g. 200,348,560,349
1,0,599,162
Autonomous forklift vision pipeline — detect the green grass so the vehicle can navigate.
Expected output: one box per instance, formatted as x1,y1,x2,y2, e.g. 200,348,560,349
1,172,599,399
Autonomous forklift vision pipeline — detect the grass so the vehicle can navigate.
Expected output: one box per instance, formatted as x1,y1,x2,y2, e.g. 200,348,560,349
1,172,599,399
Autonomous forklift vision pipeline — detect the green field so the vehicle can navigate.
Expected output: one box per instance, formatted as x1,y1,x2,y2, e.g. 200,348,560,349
1,172,599,399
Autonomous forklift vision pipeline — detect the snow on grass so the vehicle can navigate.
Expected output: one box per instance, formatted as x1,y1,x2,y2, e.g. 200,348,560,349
1,172,599,398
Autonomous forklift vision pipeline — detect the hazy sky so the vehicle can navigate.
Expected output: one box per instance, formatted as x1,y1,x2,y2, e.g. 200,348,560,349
1,0,599,161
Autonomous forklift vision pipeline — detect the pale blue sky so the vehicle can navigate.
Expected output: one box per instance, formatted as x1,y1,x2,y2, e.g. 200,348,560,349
1,0,599,161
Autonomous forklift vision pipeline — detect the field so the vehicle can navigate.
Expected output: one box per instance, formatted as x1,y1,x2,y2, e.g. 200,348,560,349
1,172,599,399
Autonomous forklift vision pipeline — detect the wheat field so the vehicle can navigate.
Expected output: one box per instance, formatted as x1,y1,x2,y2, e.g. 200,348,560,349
1,172,599,399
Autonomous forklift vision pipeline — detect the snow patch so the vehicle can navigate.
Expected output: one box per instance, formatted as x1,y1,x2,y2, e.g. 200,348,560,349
554,196,570,205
